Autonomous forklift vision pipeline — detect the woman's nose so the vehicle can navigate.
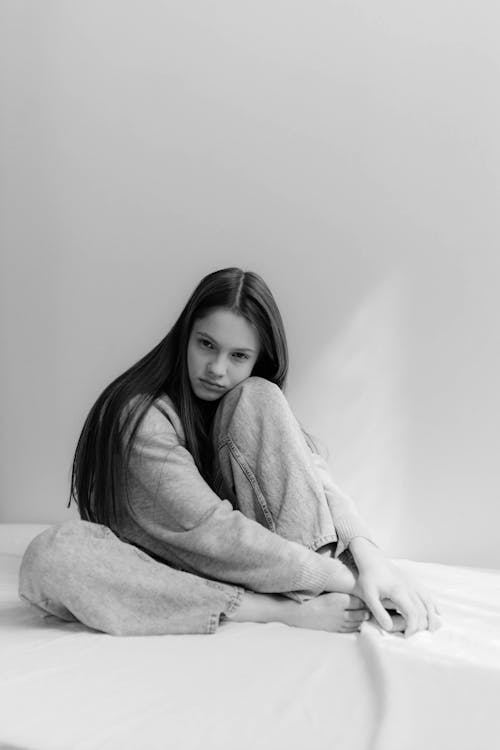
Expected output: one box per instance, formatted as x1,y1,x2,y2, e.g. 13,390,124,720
208,355,226,377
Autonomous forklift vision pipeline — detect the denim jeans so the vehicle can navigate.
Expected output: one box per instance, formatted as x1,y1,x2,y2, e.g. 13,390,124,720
19,377,344,635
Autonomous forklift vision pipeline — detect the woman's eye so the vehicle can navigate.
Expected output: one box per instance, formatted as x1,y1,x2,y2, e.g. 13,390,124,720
233,352,249,360
199,339,213,349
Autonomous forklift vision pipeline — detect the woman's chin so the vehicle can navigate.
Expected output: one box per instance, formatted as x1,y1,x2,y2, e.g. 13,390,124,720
192,384,224,401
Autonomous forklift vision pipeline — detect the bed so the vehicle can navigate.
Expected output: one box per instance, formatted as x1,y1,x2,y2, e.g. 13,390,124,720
1,523,499,750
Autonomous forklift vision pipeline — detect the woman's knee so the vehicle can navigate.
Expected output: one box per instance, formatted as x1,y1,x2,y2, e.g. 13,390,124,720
19,520,116,625
19,525,64,608
212,377,290,449
19,521,103,599
22,520,103,566
227,376,284,412
240,375,280,395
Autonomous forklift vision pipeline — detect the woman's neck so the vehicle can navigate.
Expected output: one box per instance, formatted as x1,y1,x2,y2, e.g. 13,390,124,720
197,398,218,427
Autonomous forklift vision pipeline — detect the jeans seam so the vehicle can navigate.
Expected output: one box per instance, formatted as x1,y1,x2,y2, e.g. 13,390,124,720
206,584,244,633
206,613,220,634
220,435,276,532
223,585,244,617
216,586,245,630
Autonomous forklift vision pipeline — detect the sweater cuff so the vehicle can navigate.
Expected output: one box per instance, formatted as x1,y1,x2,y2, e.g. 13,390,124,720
289,553,333,601
333,517,377,559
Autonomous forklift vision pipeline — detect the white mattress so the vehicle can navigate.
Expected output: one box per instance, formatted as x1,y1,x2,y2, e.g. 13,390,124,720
1,524,499,750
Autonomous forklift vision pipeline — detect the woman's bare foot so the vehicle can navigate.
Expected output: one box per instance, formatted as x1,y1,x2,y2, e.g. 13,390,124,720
226,591,408,634
287,598,406,635
286,593,371,633
226,590,371,633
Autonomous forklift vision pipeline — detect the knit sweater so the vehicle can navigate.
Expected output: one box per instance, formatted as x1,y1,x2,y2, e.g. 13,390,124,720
115,393,374,600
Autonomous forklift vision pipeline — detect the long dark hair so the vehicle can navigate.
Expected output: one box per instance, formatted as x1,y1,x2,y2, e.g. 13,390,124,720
68,267,289,528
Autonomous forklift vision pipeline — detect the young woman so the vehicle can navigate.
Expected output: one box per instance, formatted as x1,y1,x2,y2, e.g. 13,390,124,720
19,267,440,637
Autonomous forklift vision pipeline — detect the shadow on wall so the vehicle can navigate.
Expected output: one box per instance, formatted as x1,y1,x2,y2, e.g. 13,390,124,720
290,258,500,568
288,271,412,558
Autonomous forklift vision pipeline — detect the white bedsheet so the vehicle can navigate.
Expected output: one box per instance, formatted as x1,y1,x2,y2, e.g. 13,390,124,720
1,524,499,750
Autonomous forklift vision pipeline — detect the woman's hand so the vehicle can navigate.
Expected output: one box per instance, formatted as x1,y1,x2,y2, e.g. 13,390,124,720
349,537,441,637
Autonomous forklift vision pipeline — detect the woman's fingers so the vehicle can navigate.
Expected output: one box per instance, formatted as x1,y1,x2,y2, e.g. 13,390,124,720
344,609,371,623
388,613,406,633
409,593,425,635
418,592,442,632
342,599,439,636
345,595,367,610
363,590,394,631
383,592,440,636
405,590,441,637
386,588,419,637
381,597,398,610
355,572,441,636
389,580,441,634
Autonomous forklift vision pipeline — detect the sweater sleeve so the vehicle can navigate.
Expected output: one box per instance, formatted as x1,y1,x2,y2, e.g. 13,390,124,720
309,452,377,558
120,405,337,600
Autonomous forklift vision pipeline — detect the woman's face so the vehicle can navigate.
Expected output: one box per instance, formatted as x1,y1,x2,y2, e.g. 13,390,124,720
187,308,261,400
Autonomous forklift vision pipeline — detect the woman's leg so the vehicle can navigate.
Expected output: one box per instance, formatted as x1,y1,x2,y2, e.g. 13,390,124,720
19,522,374,636
211,376,339,554
18,520,243,636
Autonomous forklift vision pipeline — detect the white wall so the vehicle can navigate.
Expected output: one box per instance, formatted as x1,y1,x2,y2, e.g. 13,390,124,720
1,1,499,567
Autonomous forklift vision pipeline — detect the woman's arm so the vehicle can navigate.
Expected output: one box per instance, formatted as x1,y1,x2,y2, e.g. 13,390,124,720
120,405,358,601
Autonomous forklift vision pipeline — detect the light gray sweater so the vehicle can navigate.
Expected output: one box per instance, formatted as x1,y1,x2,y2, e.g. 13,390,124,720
115,393,374,600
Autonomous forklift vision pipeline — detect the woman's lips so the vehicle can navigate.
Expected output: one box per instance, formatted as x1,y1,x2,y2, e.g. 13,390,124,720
200,379,225,391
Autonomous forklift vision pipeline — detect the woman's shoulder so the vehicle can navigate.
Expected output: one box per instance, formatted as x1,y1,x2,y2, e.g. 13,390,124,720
151,393,184,431
122,392,186,444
